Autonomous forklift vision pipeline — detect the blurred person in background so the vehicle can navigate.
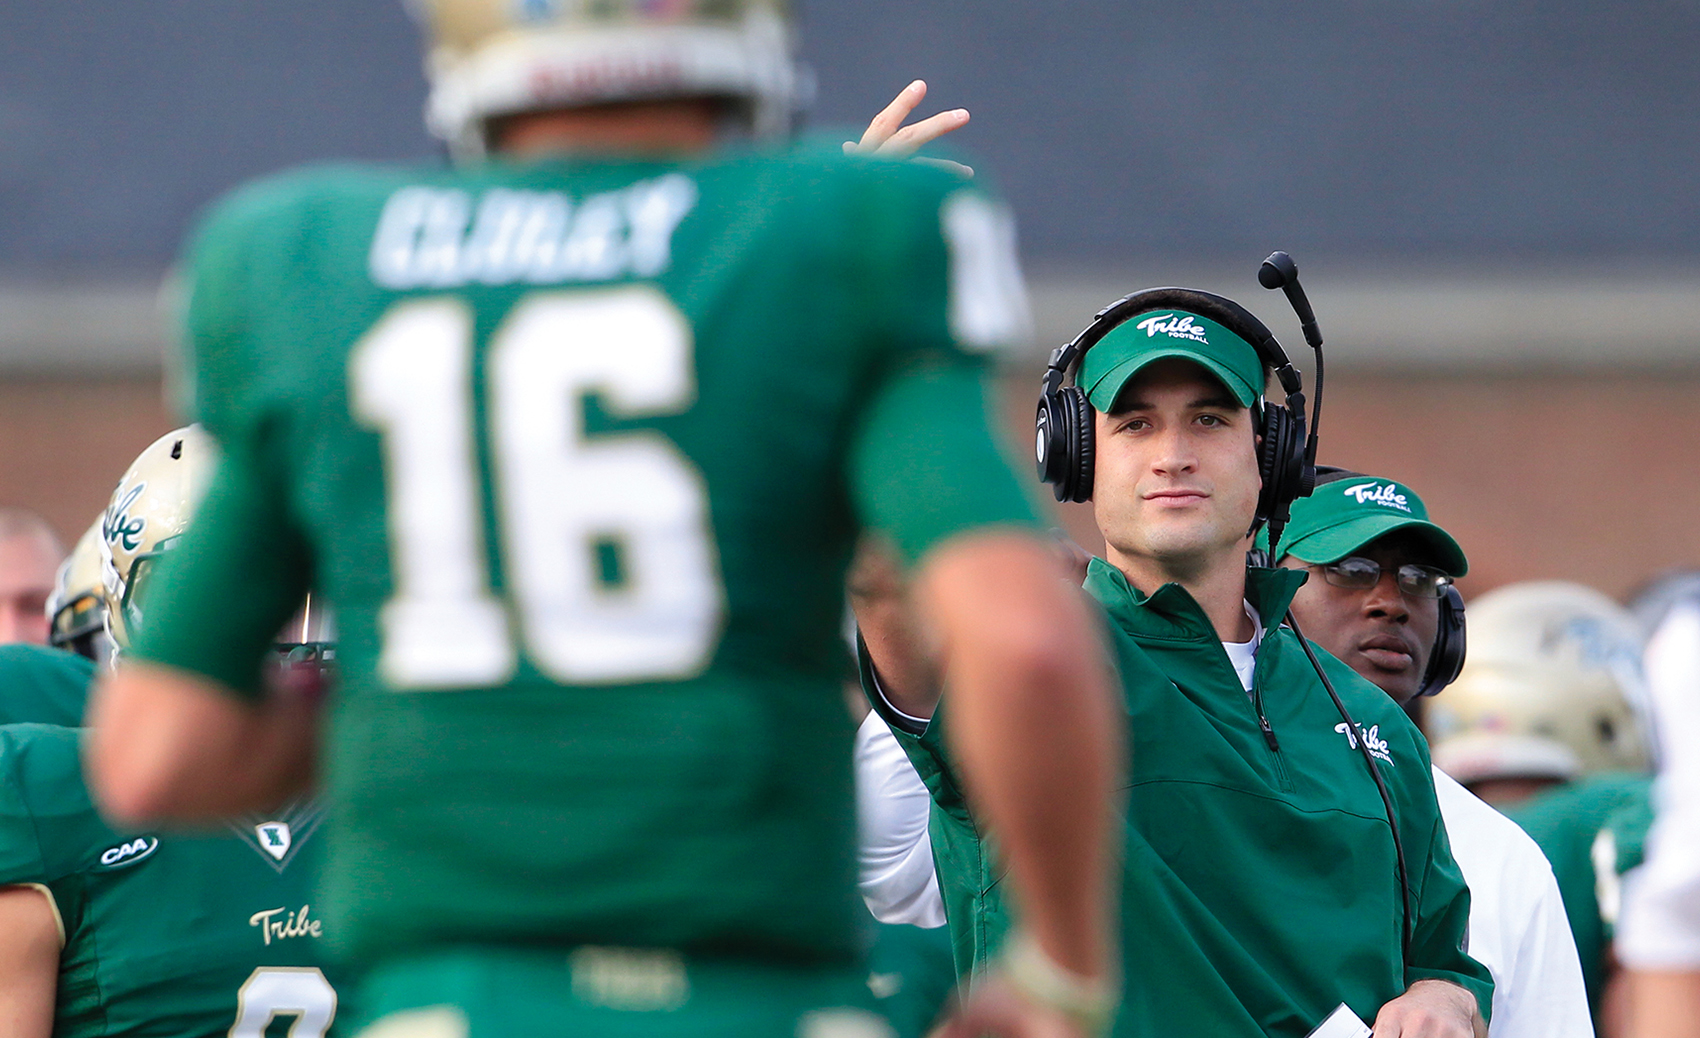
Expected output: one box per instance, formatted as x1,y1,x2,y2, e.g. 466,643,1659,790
1265,468,1591,1038
1617,581,1700,1038
0,426,339,1038
1427,582,1654,1035
81,3,1127,1038
0,508,64,646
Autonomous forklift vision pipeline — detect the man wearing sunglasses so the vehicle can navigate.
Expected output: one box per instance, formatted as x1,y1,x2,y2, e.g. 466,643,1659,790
1271,467,1592,1038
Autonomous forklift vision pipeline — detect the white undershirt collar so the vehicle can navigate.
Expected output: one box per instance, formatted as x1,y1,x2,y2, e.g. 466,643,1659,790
1222,601,1264,694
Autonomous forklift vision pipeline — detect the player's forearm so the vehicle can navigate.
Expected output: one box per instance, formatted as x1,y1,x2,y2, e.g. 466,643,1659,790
86,662,317,825
918,532,1123,982
0,886,61,1038
1624,970,1700,1038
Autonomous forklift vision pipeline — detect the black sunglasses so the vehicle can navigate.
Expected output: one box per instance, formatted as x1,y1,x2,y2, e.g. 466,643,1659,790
1317,557,1452,599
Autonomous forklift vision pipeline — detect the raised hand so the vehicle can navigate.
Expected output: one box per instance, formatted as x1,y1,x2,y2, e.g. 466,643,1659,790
845,79,974,177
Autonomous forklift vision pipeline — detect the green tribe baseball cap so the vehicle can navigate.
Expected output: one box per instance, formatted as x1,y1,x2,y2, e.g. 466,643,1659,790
1274,474,1469,577
1077,309,1266,412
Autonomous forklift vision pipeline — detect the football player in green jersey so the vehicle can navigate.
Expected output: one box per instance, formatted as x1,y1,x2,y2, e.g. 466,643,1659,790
0,427,339,1038
83,4,1125,1037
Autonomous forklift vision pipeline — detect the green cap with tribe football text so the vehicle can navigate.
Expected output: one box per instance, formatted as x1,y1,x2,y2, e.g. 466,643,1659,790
1272,473,1469,577
1078,309,1266,413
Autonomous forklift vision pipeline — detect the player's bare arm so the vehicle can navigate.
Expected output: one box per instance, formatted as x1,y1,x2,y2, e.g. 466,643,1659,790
1370,978,1485,1038
846,79,975,177
0,885,60,1038
913,530,1123,1024
1624,970,1700,1038
85,661,317,825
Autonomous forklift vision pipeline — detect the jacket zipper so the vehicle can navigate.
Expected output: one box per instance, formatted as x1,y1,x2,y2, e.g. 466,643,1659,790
1251,684,1295,792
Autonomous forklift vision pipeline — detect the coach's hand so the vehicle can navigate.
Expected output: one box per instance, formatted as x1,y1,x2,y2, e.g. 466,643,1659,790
1371,979,1486,1038
846,79,974,177
937,971,1098,1038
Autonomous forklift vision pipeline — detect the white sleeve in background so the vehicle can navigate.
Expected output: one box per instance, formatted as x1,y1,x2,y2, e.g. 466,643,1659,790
854,712,947,928
1619,603,1700,968
1432,767,1594,1038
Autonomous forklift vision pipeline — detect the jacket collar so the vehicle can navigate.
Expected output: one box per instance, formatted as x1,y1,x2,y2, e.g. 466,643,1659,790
1084,557,1308,643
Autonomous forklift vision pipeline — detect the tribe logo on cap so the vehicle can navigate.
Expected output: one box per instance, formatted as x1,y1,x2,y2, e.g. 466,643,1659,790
1342,481,1412,513
1134,313,1209,344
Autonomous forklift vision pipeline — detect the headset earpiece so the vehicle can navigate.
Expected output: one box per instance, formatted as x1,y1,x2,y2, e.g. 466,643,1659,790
1036,380,1094,502
1254,398,1308,535
1417,584,1467,697
1058,385,1094,502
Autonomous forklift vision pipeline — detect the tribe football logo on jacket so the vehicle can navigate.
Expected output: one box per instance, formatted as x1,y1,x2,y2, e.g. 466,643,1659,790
1336,722,1396,765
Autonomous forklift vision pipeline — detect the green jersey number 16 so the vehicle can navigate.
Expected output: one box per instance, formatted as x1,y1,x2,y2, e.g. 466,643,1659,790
349,286,725,690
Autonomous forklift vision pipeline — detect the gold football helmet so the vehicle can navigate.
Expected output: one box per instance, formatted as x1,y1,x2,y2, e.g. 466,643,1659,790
1427,580,1652,786
48,520,115,663
406,0,803,156
99,426,218,651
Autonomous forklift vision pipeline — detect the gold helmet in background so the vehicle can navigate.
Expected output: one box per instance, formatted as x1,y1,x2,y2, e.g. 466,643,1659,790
1427,580,1652,787
98,426,218,651
407,0,804,157
48,520,114,663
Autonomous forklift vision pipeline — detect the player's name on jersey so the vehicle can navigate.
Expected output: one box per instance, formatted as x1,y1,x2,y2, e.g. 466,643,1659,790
369,173,699,290
248,904,324,946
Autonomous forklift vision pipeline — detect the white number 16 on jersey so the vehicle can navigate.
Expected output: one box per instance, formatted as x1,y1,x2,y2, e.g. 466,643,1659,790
350,286,725,689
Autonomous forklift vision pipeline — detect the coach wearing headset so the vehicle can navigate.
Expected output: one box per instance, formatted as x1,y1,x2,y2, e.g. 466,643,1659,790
1268,469,1591,1038
854,290,1491,1037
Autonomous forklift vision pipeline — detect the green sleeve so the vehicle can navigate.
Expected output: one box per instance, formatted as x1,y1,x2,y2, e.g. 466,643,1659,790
848,362,1039,564
171,171,323,435
0,645,93,726
128,184,313,697
0,725,121,884
847,170,1040,564
856,634,963,805
856,637,1008,974
0,732,46,882
1403,792,1496,1021
127,449,311,699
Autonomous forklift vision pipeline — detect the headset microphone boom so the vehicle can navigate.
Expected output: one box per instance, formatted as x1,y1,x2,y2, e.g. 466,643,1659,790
1258,250,1324,503
1258,251,1415,965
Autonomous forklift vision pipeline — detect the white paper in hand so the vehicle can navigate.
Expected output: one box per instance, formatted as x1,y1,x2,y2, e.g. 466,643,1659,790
1306,1003,1372,1038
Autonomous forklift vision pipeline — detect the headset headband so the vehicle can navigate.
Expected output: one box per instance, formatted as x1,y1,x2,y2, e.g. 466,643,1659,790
1042,287,1304,404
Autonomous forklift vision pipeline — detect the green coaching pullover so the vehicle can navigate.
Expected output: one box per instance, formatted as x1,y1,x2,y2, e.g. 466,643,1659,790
882,561,1492,1035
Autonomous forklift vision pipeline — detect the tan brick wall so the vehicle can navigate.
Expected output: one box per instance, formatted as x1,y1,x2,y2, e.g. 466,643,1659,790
3,371,1695,604
0,378,176,548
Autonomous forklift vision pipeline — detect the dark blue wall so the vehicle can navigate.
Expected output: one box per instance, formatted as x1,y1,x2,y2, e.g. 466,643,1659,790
4,2,1698,273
